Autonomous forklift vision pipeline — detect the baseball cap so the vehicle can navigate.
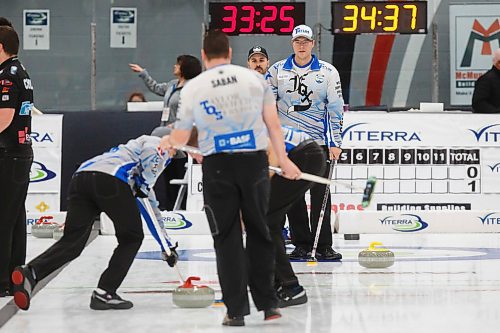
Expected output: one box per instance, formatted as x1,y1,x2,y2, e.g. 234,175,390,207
248,46,268,60
292,25,314,41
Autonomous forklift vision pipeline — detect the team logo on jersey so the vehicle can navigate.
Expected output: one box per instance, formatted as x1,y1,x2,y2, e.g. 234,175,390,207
1,95,8,101
19,101,33,115
214,130,256,152
200,100,223,120
277,74,290,80
286,74,313,112
10,66,18,75
315,73,325,84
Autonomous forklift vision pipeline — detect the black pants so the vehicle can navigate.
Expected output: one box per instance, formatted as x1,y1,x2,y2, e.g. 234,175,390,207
155,157,187,210
29,172,144,293
289,145,334,250
268,141,325,287
0,146,33,291
202,151,277,317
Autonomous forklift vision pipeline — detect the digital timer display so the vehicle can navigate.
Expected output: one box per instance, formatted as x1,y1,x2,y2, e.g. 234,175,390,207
209,2,306,35
331,1,427,34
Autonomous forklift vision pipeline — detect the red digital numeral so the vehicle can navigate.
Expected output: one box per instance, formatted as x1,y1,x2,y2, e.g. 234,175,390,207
222,5,237,33
279,5,295,32
261,5,277,33
240,5,255,33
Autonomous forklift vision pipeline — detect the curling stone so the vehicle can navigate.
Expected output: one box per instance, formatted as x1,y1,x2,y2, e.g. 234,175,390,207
172,276,215,308
358,242,395,268
31,216,60,238
53,224,65,241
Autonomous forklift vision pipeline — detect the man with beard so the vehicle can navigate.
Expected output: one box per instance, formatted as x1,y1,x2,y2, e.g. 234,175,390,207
247,46,269,75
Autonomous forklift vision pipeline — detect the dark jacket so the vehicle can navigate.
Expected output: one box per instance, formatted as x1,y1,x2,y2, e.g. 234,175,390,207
472,66,500,114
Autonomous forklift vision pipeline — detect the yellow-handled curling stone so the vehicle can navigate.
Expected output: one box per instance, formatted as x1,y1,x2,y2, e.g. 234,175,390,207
172,276,215,308
358,242,395,268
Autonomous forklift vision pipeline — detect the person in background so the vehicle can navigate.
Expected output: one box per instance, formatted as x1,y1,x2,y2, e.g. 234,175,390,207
0,17,13,28
129,56,202,211
266,24,344,260
472,48,500,114
0,24,34,298
127,91,146,102
247,45,269,75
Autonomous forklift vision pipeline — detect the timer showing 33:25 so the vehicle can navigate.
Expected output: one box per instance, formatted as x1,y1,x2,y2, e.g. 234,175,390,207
331,1,427,34
209,2,306,35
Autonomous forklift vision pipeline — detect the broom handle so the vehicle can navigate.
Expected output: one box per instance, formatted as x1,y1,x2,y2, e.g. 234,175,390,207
141,198,184,282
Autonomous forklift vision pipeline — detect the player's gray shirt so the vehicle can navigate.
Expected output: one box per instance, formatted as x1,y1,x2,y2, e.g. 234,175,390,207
175,64,276,156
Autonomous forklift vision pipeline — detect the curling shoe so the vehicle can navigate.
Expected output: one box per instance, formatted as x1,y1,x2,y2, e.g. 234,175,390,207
264,307,282,321
317,247,342,260
288,246,310,260
277,285,308,308
11,265,36,310
222,314,245,326
90,288,133,310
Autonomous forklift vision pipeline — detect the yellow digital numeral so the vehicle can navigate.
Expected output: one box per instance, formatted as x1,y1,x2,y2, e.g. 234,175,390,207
361,6,376,30
343,5,358,32
383,4,399,32
403,4,417,29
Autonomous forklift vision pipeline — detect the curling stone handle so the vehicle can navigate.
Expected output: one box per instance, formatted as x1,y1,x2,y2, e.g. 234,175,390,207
181,276,201,288
368,242,384,250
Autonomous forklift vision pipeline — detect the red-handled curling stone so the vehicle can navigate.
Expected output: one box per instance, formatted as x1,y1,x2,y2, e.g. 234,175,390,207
172,276,215,308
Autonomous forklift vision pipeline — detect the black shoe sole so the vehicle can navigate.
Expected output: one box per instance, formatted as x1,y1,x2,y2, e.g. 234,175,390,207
90,298,133,310
222,316,245,326
11,267,33,311
278,294,308,308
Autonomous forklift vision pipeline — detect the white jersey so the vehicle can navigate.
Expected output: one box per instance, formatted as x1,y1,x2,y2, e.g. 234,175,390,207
281,125,312,153
175,64,276,156
266,54,344,147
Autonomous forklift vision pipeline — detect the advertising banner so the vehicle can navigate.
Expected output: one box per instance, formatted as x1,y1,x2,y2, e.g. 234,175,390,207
181,112,500,213
100,211,210,236
449,4,500,105
28,115,63,211
338,210,500,234
26,212,66,234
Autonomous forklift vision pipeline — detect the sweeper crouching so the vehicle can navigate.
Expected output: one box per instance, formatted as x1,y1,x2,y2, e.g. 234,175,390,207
11,132,179,311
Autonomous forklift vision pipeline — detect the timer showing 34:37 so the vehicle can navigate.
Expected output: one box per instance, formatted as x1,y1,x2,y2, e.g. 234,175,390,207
331,1,427,34
209,2,306,35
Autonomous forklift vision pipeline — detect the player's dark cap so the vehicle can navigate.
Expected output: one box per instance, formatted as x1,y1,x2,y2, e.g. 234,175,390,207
248,46,268,60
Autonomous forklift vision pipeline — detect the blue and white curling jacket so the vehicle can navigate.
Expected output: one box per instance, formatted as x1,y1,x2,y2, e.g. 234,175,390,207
77,135,174,248
266,54,345,148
